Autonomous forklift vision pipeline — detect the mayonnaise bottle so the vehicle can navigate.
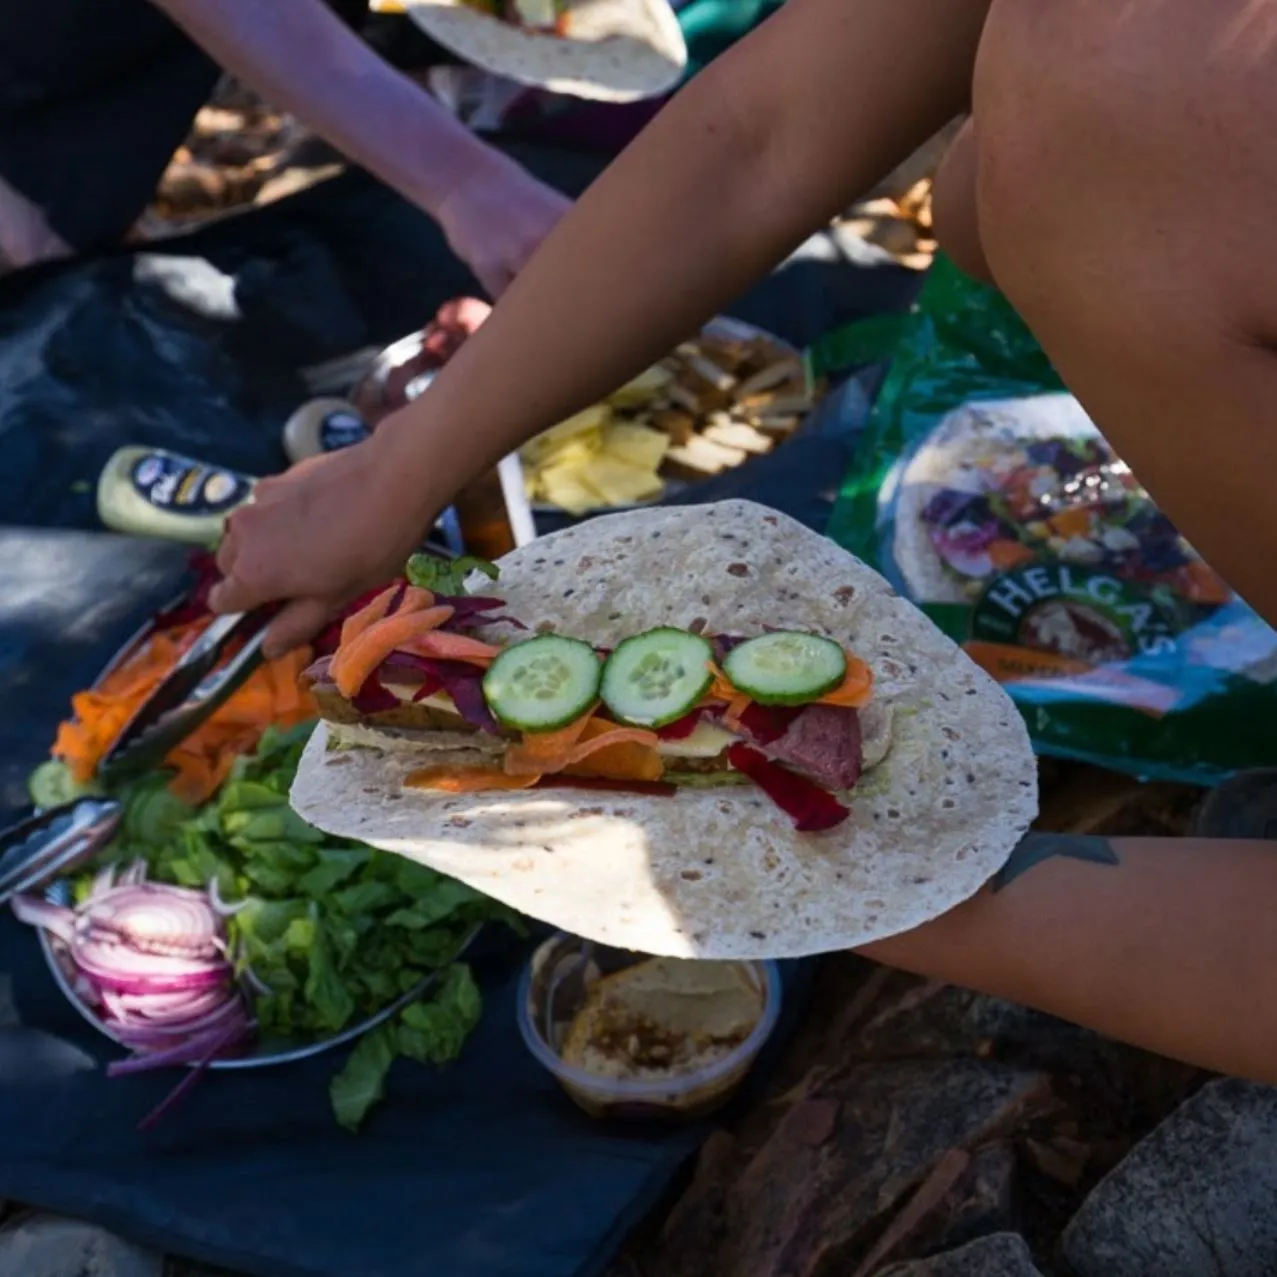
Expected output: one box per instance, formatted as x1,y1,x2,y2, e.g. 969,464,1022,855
281,397,372,464
96,447,257,547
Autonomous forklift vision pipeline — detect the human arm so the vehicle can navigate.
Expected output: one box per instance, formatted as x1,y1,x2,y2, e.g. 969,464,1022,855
155,0,569,294
859,832,1277,1083
211,0,991,648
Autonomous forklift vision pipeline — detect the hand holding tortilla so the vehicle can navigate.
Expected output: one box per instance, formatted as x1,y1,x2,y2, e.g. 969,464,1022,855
290,501,1038,959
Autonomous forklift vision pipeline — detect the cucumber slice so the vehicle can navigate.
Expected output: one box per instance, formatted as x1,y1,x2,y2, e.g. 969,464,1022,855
722,631,847,705
483,635,601,732
28,759,104,810
601,628,714,728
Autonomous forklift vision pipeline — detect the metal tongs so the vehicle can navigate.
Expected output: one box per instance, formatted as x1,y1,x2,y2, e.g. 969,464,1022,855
0,798,122,909
96,607,275,786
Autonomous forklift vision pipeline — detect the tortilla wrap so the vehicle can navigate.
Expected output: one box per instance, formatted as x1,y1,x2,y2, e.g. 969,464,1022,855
291,500,1037,959
402,0,687,102
892,393,1099,605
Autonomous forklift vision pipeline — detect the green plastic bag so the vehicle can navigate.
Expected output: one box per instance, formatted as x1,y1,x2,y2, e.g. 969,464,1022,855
826,255,1277,785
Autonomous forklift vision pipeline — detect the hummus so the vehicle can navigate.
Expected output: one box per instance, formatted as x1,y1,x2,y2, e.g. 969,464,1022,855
561,958,765,1083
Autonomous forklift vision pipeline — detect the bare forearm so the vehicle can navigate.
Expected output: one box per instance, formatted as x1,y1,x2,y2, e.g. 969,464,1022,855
860,833,1277,1082
156,0,500,216
377,0,988,520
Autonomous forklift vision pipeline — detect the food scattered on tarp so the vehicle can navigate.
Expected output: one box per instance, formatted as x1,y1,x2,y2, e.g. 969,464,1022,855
520,327,813,513
828,253,1277,785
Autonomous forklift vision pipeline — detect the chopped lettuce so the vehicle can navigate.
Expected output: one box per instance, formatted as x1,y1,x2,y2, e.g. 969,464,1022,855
405,552,499,597
59,719,517,1130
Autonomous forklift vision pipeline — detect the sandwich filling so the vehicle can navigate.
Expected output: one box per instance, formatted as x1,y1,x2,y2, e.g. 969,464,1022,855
303,564,893,832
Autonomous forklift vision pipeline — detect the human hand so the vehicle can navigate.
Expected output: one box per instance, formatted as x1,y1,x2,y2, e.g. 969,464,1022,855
436,156,570,298
420,296,493,362
209,435,439,657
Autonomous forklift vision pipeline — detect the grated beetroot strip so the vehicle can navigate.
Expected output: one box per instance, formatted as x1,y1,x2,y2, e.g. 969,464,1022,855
726,742,849,832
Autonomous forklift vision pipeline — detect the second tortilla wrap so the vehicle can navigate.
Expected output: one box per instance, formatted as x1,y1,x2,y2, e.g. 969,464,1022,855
402,0,687,102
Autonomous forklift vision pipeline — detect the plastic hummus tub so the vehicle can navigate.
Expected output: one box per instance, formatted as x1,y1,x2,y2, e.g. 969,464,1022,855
518,932,781,1120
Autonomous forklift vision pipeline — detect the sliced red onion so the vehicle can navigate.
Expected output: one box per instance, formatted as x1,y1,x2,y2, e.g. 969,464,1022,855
207,877,248,918
378,655,500,735
726,743,850,832
72,934,230,994
10,895,77,946
433,595,527,631
83,884,222,959
410,675,445,703
135,1016,257,1133
102,986,228,1024
107,1011,253,1078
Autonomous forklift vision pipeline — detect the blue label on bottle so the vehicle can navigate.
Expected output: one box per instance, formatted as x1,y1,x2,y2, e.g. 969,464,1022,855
130,454,250,515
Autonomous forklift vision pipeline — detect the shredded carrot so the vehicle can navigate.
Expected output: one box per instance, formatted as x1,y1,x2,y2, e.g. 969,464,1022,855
405,631,501,667
339,584,434,647
703,661,751,729
505,716,661,778
330,606,456,697
510,711,598,759
405,766,539,793
816,656,874,708
51,620,317,806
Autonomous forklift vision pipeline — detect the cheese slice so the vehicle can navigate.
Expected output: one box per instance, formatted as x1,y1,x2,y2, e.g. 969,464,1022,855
383,683,455,713
655,719,736,759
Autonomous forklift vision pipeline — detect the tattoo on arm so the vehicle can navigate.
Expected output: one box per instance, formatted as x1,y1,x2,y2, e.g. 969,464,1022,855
991,832,1120,893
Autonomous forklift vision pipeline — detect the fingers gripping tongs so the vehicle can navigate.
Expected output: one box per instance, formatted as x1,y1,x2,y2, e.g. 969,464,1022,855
96,608,275,786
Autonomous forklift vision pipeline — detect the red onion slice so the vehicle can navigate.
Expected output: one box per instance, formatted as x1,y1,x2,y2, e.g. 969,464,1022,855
83,884,222,960
72,934,231,994
10,896,77,946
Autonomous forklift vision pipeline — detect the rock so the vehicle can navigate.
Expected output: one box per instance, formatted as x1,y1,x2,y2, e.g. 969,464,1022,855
1063,1078,1277,1277
874,1233,1046,1277
846,977,1200,1128
712,1059,1053,1277
0,1214,163,1277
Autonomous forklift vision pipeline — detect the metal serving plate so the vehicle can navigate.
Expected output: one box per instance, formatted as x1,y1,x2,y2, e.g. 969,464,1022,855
348,316,807,517
38,886,482,1070
32,584,483,1069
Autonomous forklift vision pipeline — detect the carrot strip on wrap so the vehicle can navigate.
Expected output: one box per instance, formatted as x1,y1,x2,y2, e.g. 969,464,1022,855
330,605,456,697
505,715,662,778
816,656,874,708
405,767,539,793
406,631,501,667
339,584,435,647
